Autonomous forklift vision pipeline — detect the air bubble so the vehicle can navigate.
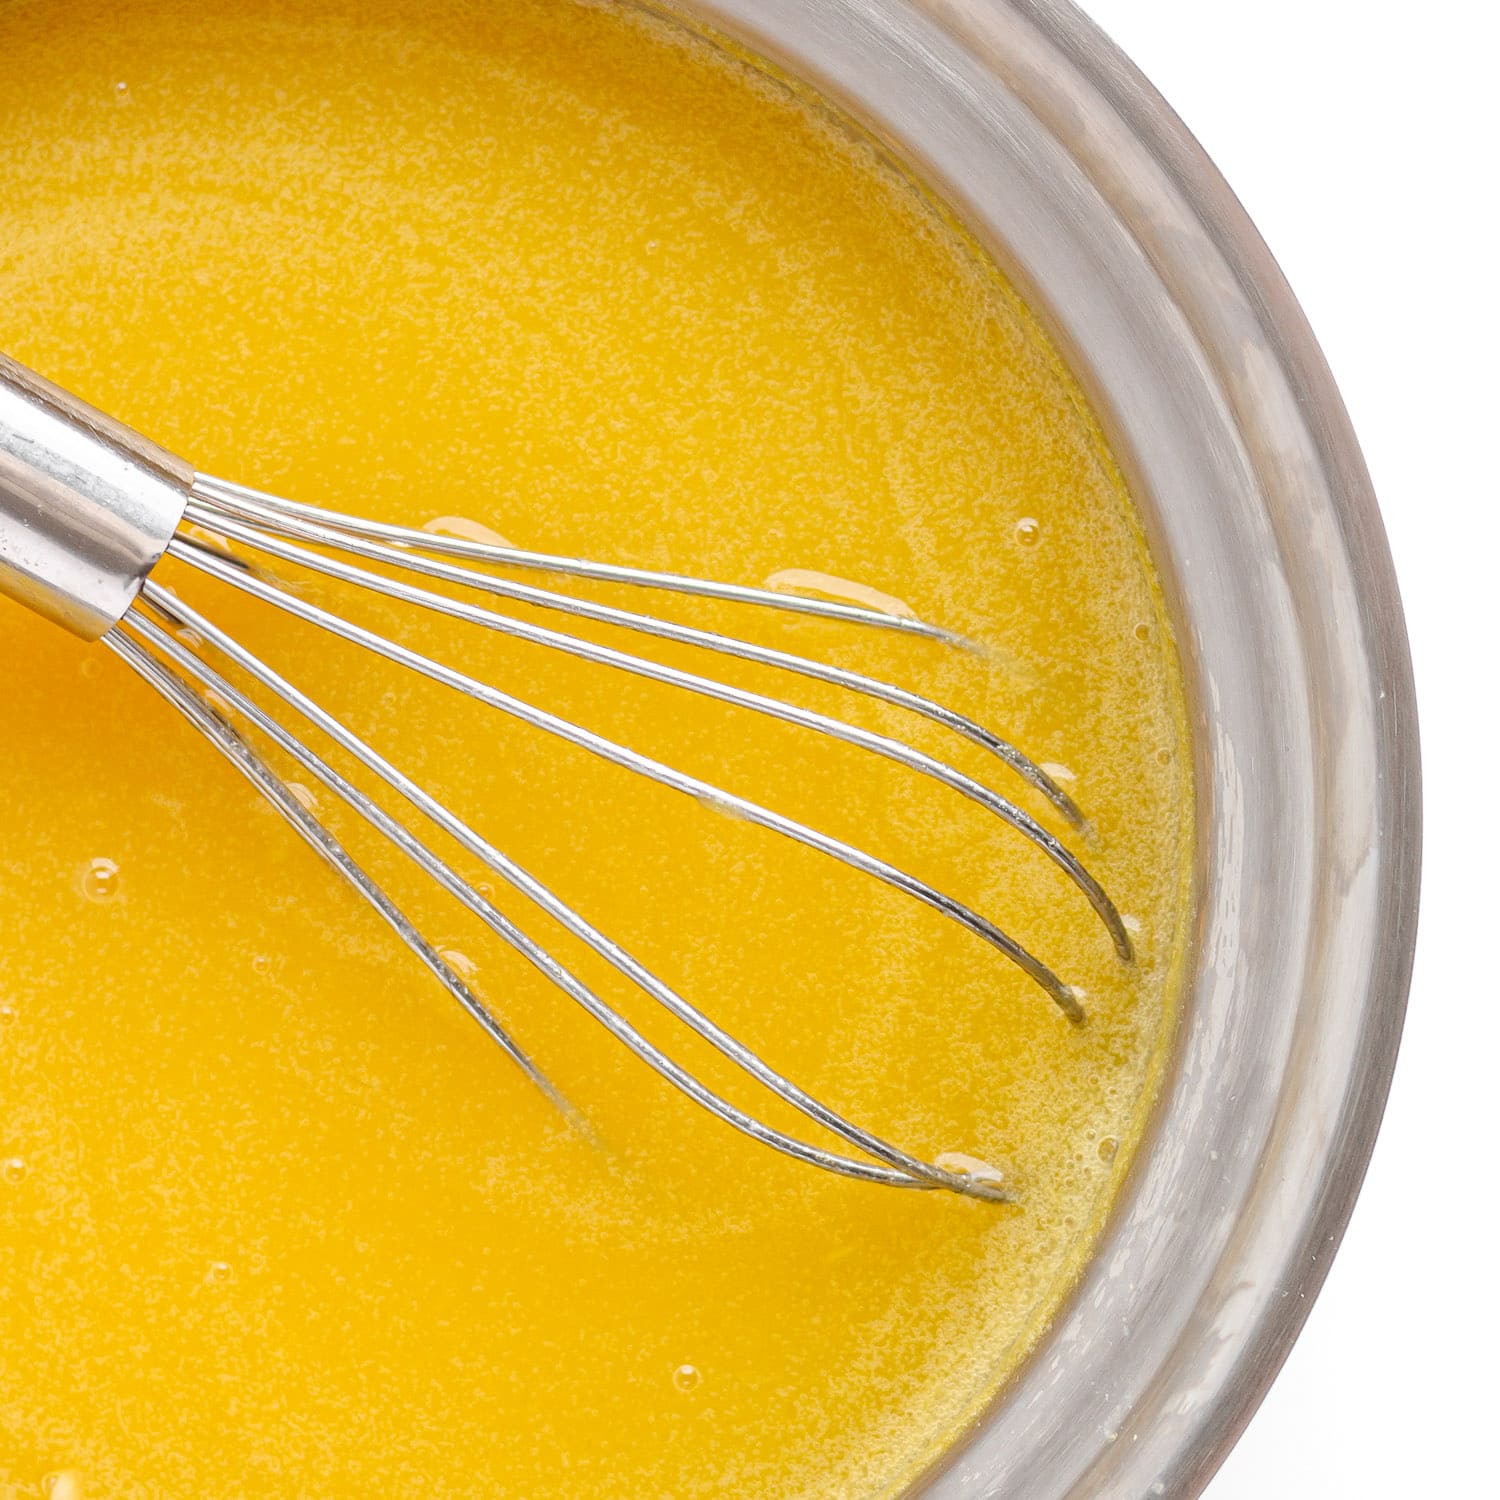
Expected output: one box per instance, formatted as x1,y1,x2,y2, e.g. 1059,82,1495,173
3,1156,28,1185
1156,747,1172,767
1013,517,1041,547
1134,622,1151,642
1097,1137,1119,1163
81,858,120,901
0,1003,15,1026
672,1363,701,1393
206,1260,235,1286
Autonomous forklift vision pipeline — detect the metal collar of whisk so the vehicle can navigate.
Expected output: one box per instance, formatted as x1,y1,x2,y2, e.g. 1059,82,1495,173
0,349,1131,1204
0,351,192,638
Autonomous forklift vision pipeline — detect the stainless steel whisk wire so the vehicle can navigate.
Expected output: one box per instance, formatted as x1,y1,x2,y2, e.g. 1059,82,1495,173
0,351,1132,1202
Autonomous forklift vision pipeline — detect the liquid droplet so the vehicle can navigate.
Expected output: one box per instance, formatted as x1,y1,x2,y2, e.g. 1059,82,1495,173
935,1151,1007,1189
182,522,234,555
203,688,238,722
285,782,319,815
206,1260,235,1286
695,792,750,823
763,567,917,621
1098,1137,1119,1163
438,948,479,982
1014,517,1041,547
672,1363,701,1393
422,515,515,549
3,1156,28,1185
81,858,119,901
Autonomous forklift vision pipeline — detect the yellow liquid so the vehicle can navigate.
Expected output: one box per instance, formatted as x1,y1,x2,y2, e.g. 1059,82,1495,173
0,2,1192,1496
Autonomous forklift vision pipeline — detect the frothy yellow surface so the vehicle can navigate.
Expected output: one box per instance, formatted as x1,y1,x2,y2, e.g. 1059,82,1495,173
0,2,1192,1496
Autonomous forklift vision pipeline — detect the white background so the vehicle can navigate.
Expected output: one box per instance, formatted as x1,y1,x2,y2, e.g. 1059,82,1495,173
1080,1,1496,1494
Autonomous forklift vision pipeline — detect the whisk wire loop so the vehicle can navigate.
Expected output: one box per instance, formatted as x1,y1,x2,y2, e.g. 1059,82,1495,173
166,535,1088,1016
0,351,1134,1201
116,589,1006,1200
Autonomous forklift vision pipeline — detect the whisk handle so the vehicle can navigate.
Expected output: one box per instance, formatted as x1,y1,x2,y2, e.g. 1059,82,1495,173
0,350,192,640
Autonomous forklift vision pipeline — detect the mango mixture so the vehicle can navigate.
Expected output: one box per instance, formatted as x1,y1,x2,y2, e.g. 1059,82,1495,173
0,1,1193,1496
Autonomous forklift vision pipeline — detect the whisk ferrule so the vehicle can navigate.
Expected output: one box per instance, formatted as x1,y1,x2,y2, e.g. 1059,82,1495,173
0,351,192,639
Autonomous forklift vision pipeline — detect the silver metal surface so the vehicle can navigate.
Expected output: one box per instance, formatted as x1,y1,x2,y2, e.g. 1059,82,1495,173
146,479,1120,1192
642,0,1420,1495
0,351,190,637
0,351,1123,1201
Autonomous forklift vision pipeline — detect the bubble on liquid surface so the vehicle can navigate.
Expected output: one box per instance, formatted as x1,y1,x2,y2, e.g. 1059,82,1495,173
1013,517,1041,547
672,1363,701,1393
1097,1137,1119,1163
3,1156,28,1185
81,858,120,901
0,1002,16,1025
205,1260,235,1286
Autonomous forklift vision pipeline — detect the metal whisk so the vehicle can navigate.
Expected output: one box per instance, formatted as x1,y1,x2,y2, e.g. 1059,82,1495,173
0,350,1131,1202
